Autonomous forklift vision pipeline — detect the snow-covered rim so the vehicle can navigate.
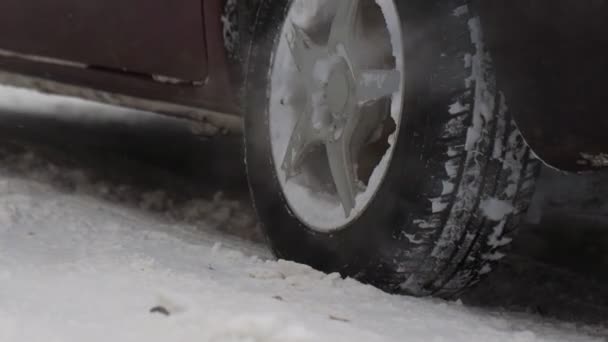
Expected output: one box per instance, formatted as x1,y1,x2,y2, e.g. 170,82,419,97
269,0,405,232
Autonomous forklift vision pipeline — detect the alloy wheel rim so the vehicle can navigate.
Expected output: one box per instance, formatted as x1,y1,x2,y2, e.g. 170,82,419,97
269,0,405,232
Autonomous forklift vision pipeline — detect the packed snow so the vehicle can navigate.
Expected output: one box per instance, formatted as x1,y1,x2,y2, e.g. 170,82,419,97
0,85,604,341
0,152,604,342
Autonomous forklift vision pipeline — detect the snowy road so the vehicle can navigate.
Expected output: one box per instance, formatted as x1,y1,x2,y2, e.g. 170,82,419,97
0,87,606,341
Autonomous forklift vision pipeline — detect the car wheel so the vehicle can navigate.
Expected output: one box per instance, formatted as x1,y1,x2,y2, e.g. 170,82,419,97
245,0,541,297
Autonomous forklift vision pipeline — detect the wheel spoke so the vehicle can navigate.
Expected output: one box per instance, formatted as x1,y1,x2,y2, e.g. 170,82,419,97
328,0,361,77
282,105,319,179
356,69,401,104
287,22,323,77
325,105,362,217
328,0,360,51
326,138,358,217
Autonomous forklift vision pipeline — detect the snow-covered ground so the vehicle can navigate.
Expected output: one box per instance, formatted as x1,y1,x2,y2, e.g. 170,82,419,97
0,86,605,341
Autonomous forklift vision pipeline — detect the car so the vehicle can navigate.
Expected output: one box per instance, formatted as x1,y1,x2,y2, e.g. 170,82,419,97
0,0,605,298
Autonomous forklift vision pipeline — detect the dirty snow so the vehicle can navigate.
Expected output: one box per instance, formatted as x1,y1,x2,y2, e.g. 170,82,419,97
221,0,239,58
464,17,495,152
481,198,515,221
448,100,470,115
453,5,470,17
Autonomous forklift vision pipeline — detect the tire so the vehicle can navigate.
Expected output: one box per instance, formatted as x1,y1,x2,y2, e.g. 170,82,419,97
244,0,541,297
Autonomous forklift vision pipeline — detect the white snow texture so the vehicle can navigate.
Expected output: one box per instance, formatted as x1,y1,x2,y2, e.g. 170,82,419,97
0,155,602,342
0,86,602,341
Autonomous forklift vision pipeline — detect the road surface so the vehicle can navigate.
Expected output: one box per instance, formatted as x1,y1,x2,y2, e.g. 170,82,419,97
0,86,605,341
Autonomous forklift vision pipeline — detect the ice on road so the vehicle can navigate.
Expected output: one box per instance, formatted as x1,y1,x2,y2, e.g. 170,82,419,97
0,155,602,342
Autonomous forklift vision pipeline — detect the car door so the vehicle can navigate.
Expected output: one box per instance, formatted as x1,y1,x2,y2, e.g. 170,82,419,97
0,0,208,82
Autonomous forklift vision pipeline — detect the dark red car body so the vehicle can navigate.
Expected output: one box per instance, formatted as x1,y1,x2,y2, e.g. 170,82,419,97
0,0,606,172
0,0,242,135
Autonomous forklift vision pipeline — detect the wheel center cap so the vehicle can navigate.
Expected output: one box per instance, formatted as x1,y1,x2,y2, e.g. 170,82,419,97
324,57,352,115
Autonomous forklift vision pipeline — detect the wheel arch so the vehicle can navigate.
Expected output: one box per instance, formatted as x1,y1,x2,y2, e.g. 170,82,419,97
478,0,608,172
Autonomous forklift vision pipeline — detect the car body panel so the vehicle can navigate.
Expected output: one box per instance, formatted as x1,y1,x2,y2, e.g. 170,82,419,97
0,0,208,81
0,0,240,133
